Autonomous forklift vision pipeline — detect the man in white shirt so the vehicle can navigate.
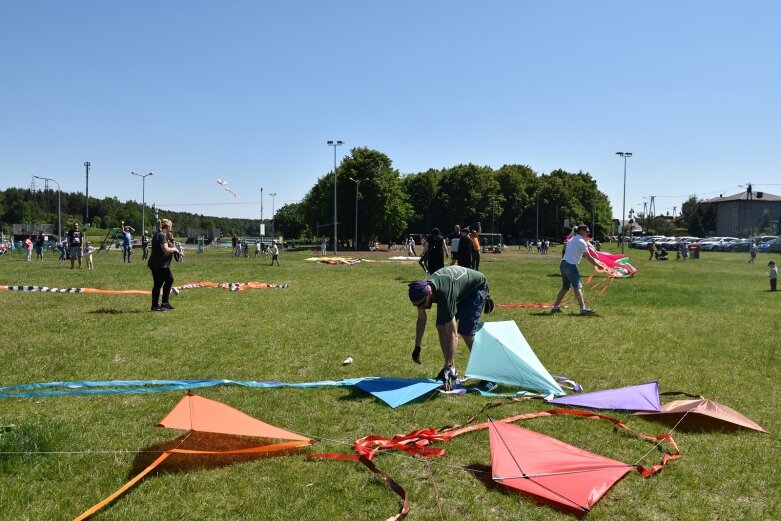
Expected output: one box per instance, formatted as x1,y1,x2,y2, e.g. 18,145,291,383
551,224,600,315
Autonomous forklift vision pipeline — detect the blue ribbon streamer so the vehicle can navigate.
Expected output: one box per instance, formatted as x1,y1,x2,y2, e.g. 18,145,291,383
0,378,370,400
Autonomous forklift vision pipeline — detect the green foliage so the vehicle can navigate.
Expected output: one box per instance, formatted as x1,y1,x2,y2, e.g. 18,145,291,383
300,147,412,246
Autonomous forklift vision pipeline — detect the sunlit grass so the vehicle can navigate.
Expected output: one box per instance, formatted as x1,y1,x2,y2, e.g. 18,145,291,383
0,245,778,520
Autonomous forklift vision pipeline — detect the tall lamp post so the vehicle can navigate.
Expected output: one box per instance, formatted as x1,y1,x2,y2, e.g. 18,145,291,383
83,161,91,226
131,172,154,235
269,193,277,238
535,191,540,242
33,176,61,239
615,152,633,253
349,177,368,251
327,140,343,255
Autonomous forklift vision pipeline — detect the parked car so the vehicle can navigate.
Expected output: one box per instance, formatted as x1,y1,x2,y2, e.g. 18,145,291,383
725,239,752,252
699,237,739,251
767,239,781,254
758,239,778,253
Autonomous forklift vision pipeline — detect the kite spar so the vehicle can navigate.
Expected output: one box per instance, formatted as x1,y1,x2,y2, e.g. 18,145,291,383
74,393,311,520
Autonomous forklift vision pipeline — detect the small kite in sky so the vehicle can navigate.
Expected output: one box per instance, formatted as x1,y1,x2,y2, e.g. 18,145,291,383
216,177,237,197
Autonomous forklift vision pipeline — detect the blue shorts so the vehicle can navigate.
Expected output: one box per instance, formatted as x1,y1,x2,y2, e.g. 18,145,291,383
455,282,488,336
560,260,582,290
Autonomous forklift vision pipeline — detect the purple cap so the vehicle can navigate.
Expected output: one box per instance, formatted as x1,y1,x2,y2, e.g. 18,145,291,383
408,281,430,303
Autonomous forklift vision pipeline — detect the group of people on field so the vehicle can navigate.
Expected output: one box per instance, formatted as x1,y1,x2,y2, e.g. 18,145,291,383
408,223,599,392
416,223,483,276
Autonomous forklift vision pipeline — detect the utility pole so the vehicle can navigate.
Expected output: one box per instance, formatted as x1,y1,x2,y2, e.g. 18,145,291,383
84,161,91,226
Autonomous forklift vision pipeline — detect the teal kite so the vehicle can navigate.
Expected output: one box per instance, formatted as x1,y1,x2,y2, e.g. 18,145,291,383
465,321,565,397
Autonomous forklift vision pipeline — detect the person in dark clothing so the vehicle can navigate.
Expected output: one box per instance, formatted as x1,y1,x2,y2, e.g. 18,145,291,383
455,229,474,267
147,218,182,312
425,228,449,275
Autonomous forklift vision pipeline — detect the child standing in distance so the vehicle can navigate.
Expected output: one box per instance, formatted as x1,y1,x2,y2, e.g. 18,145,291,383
86,242,95,270
769,261,778,292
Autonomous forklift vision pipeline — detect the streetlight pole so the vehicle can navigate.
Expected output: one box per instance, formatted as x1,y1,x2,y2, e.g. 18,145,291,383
327,140,343,255
260,187,264,237
615,152,633,254
349,177,367,251
269,192,277,238
535,191,540,242
84,161,90,226
131,172,153,235
33,176,61,239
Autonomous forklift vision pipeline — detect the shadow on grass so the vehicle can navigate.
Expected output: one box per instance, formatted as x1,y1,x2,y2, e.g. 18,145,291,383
636,415,763,434
464,463,501,491
128,431,307,478
89,308,138,315
336,386,370,403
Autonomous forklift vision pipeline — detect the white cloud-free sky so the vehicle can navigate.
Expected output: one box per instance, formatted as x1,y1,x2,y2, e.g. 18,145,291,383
2,1,779,222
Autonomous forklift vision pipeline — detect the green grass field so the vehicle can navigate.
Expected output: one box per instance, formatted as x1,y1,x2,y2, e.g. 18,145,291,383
1,244,778,520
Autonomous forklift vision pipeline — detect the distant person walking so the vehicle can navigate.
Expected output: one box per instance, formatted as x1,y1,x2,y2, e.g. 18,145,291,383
141,232,149,260
35,232,45,261
67,223,84,269
470,222,481,271
648,240,657,260
448,225,461,265
425,228,448,275
551,224,600,315
271,240,280,266
122,224,135,263
749,242,757,264
24,236,33,262
769,261,778,292
148,218,182,311
57,236,66,261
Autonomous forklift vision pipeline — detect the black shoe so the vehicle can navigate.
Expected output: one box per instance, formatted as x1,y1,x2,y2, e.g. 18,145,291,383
161,303,175,310
412,346,422,364
477,380,499,393
151,306,167,312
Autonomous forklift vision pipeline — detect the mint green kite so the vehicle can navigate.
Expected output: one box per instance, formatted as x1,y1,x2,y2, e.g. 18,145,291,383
466,321,565,397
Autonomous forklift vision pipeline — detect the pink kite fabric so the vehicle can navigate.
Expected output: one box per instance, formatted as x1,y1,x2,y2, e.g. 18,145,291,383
489,419,632,516
563,232,637,278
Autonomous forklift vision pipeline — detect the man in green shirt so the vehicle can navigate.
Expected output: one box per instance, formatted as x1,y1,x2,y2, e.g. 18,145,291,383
408,265,495,391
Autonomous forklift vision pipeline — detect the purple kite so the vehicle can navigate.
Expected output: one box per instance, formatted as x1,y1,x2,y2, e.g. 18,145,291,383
548,382,661,413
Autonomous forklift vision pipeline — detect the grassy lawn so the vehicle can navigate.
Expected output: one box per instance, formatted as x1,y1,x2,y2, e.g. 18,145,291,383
0,244,778,520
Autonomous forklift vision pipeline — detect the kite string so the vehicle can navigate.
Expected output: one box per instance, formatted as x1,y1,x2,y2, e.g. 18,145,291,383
631,409,690,468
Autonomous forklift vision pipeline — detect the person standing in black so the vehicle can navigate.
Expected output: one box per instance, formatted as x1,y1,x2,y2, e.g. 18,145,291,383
67,222,84,269
425,228,449,275
35,232,45,261
147,218,182,312
455,228,474,268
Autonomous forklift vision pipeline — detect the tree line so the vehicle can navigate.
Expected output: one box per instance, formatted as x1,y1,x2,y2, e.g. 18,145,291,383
3,147,617,244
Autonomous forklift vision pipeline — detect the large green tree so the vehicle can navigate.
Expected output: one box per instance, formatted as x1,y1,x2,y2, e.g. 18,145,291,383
301,147,412,248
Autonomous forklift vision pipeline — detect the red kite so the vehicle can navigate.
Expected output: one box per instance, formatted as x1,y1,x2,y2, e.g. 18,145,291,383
75,393,311,520
488,418,632,516
635,397,769,433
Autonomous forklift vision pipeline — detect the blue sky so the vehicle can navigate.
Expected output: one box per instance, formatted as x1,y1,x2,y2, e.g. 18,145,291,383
2,1,779,222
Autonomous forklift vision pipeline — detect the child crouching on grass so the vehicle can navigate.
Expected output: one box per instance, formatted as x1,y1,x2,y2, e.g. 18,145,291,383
769,261,777,292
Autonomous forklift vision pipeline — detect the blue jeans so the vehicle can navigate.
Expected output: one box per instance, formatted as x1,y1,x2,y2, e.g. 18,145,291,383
559,260,582,290
455,283,488,336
